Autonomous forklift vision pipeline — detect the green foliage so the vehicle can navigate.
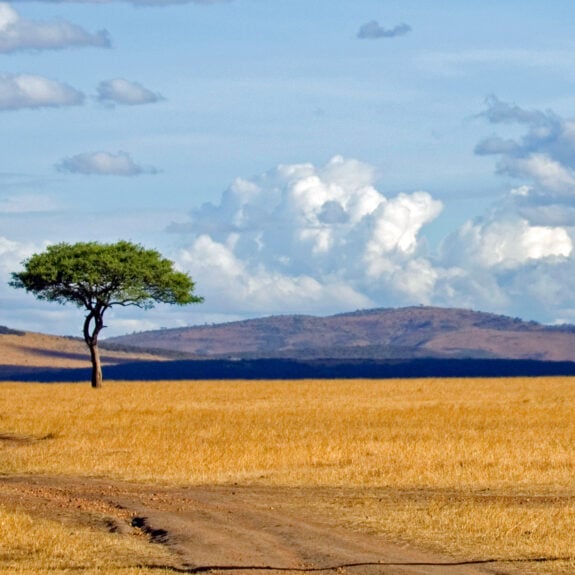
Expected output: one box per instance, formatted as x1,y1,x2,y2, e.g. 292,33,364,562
10,241,203,311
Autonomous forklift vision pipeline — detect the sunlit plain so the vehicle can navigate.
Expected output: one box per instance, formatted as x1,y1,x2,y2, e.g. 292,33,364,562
1,377,574,574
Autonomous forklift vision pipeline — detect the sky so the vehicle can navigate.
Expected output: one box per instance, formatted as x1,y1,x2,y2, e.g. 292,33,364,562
2,0,575,337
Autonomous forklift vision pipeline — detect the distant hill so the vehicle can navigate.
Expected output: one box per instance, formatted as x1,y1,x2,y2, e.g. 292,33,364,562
4,308,575,382
0,327,171,381
105,306,575,362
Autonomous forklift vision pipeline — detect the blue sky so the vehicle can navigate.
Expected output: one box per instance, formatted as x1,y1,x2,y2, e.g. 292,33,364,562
3,0,575,337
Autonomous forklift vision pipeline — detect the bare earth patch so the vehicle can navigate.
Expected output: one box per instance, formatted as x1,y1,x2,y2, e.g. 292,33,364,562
0,474,527,575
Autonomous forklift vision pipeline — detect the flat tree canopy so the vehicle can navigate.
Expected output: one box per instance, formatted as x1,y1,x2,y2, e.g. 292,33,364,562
10,241,203,387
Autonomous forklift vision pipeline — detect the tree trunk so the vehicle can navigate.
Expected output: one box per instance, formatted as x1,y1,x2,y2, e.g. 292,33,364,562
84,308,105,389
88,341,103,388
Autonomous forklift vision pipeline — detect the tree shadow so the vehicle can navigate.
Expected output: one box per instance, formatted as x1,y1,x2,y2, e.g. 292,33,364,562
2,357,575,383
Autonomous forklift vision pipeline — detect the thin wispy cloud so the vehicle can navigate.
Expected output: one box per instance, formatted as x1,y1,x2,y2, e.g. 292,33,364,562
96,78,164,106
0,193,57,213
0,74,84,110
56,151,158,176
357,21,411,40
0,2,110,52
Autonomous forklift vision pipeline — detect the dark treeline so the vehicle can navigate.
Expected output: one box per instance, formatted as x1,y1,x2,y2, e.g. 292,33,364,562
3,357,575,383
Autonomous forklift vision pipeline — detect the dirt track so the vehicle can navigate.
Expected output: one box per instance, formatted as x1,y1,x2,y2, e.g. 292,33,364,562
0,474,507,575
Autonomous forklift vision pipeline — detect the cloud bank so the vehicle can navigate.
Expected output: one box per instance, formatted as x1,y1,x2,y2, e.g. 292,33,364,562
172,156,443,315
172,142,575,323
56,151,158,176
357,21,411,40
96,78,163,106
0,74,84,110
0,2,110,52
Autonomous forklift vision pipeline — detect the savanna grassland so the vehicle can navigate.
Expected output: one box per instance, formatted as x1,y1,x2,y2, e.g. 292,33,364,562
1,377,574,574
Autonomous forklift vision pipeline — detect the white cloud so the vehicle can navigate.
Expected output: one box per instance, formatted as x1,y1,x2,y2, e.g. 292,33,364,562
0,74,84,110
364,192,442,278
168,153,575,325
0,235,38,276
435,96,575,321
435,198,575,320
497,153,575,195
472,97,575,235
442,217,572,270
177,234,373,315
7,147,575,333
96,78,164,106
0,2,110,52
56,151,158,176
172,156,442,315
0,236,45,326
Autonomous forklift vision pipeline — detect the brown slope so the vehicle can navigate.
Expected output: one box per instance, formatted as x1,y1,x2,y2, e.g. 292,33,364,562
0,328,170,373
106,306,575,362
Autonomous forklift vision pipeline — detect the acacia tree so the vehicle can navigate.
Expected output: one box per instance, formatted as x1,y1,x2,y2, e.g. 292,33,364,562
10,241,203,388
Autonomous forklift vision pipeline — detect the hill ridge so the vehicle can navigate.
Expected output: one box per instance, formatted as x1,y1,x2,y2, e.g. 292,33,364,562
105,306,575,362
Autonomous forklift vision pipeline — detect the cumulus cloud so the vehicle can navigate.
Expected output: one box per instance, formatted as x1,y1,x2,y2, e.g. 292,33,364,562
171,156,442,314
56,151,158,176
357,20,411,40
0,74,84,110
96,78,163,106
169,151,575,324
430,96,575,320
442,216,572,270
437,219,575,322
497,154,575,195
178,234,373,315
0,2,110,52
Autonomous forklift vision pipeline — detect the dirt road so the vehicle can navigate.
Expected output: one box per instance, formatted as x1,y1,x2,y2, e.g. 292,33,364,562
0,474,508,575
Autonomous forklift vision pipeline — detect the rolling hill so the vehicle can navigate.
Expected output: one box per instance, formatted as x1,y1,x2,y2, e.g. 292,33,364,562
4,307,575,381
0,326,171,380
105,306,575,362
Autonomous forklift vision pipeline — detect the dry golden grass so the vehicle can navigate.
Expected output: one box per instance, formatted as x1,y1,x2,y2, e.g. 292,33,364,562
0,506,174,575
1,377,575,573
2,378,574,489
